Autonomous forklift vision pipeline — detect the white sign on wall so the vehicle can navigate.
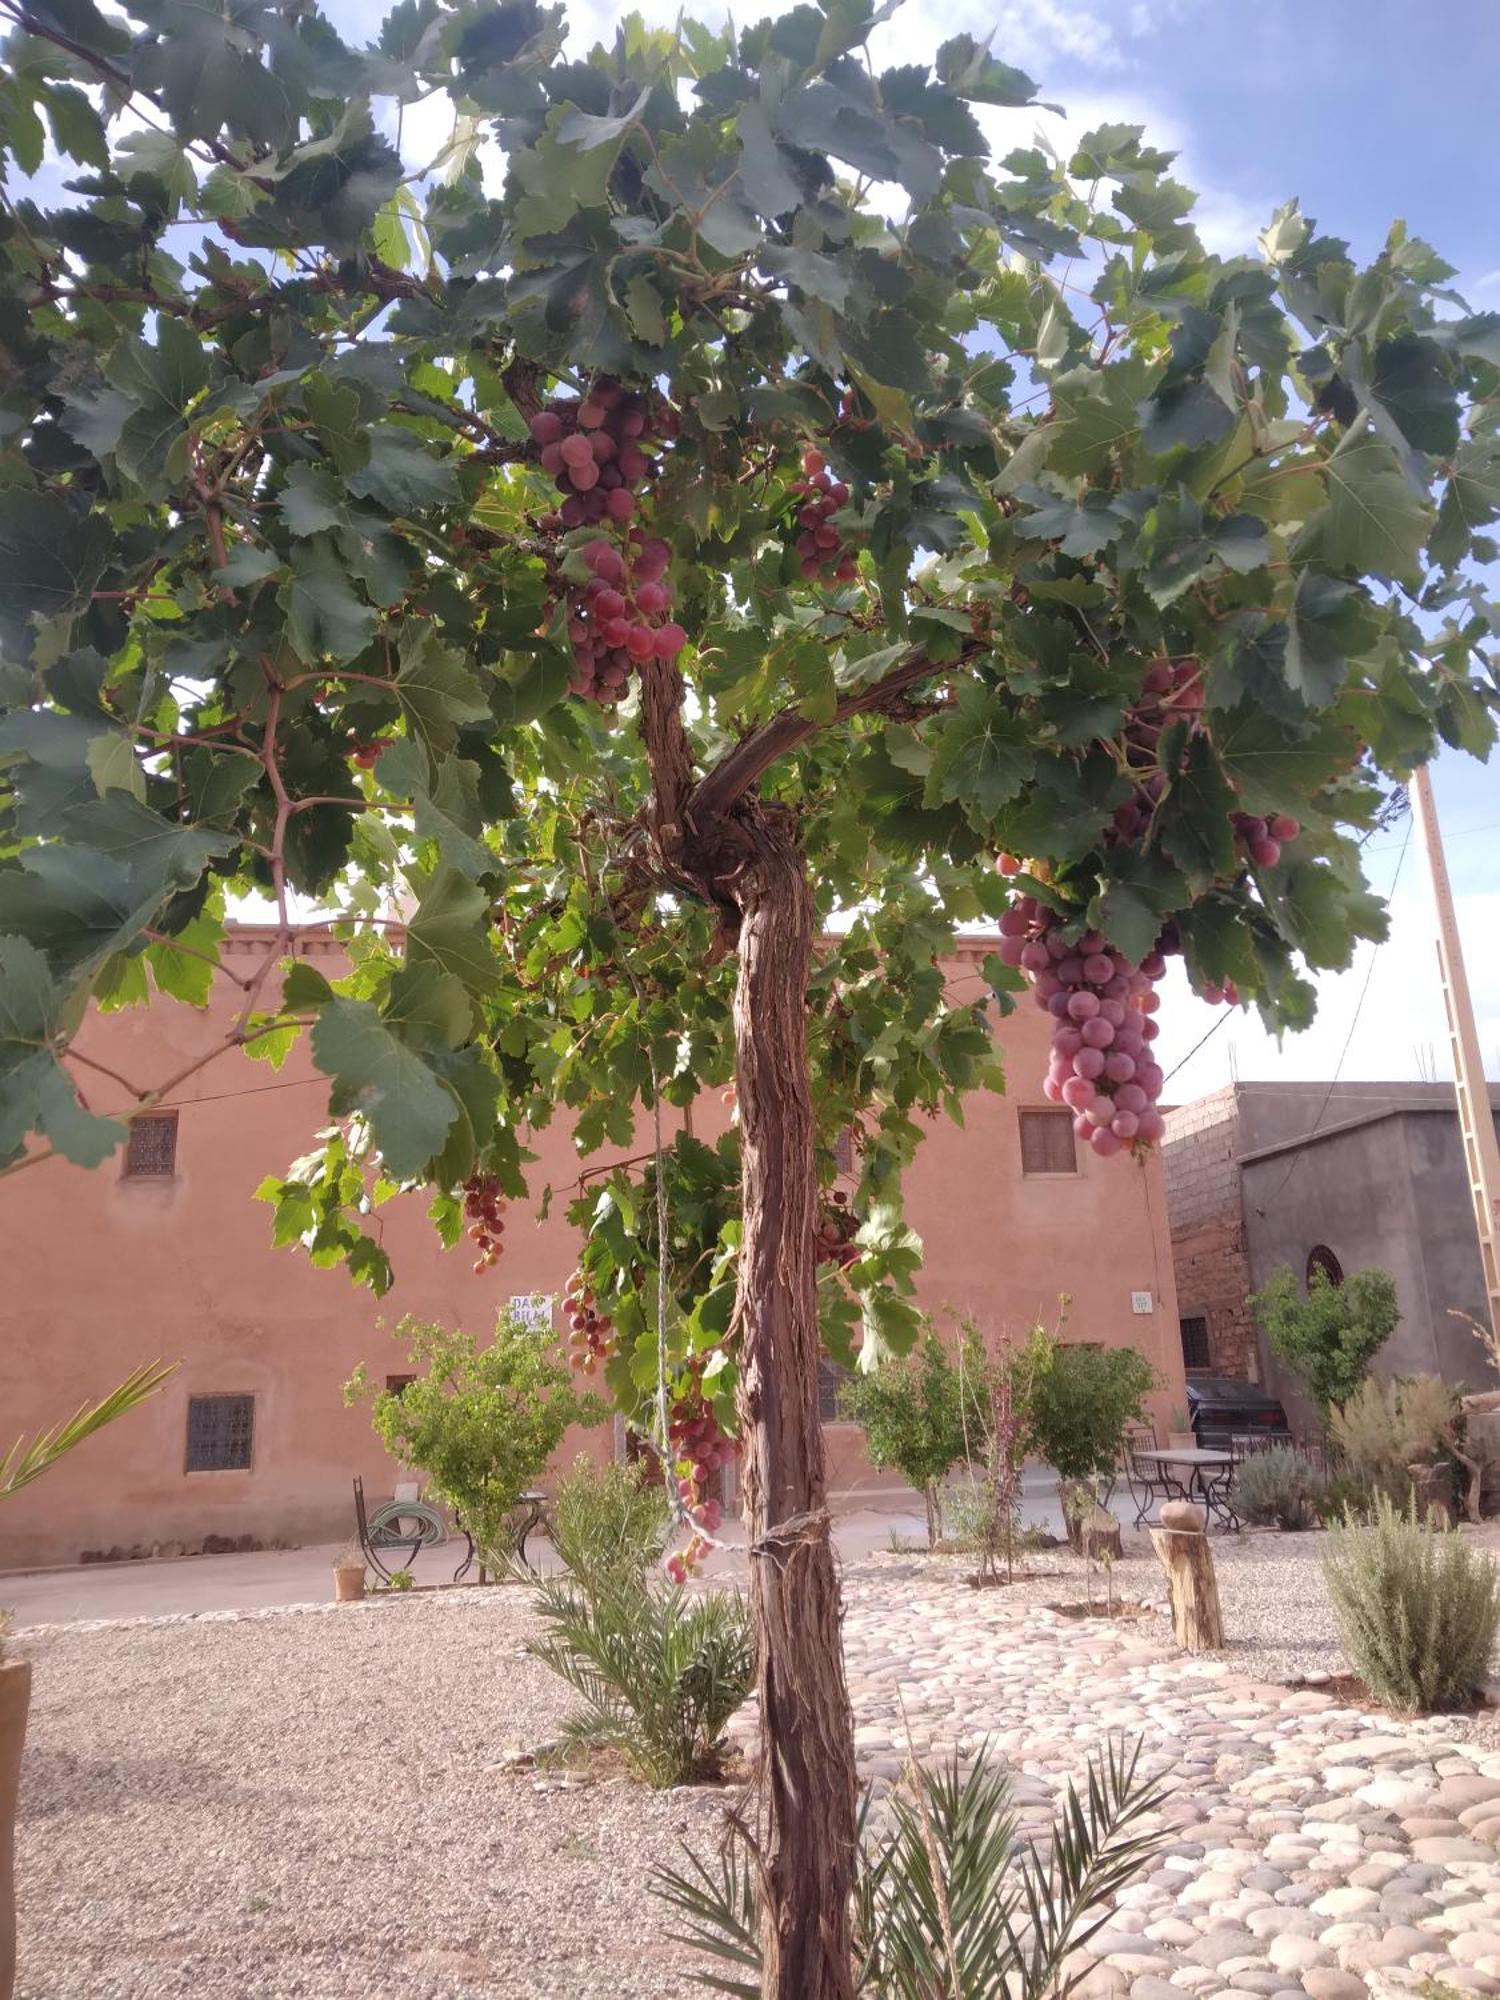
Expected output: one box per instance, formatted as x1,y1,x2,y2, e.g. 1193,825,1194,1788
1129,1291,1154,1315
509,1293,555,1333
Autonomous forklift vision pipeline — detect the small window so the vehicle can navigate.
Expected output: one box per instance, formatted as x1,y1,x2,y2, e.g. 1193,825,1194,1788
385,1374,416,1397
1019,1109,1077,1176
1180,1316,1211,1371
1307,1245,1344,1289
834,1127,856,1175
185,1394,254,1472
818,1354,848,1423
124,1111,178,1178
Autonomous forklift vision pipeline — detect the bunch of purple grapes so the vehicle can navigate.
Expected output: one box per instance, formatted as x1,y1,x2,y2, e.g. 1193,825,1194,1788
1232,809,1301,869
1106,657,1204,848
789,446,858,583
563,533,686,704
528,378,672,528
997,897,1168,1156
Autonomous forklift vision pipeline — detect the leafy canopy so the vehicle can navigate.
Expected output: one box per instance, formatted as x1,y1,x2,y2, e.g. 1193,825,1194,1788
1251,1263,1399,1418
0,0,1495,1440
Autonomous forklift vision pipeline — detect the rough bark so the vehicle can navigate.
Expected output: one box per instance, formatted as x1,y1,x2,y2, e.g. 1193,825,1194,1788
725,806,859,2000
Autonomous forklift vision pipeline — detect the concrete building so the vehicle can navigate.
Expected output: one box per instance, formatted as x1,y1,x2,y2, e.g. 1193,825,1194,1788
0,927,1185,1571
1163,1081,1500,1428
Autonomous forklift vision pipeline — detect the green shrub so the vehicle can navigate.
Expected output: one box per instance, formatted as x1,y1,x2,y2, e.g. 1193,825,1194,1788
345,1310,602,1566
1025,1332,1155,1487
1329,1374,1460,1503
1250,1264,1399,1420
840,1326,993,1547
654,1736,1167,1997
550,1455,671,1591
1234,1448,1327,1530
530,1570,752,1786
1323,1494,1500,1712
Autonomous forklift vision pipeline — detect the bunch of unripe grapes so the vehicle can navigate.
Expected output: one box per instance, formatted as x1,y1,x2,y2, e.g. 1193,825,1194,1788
789,447,857,584
462,1173,506,1273
563,532,686,705
1232,809,1301,870
561,1272,615,1374
997,896,1168,1156
528,377,672,529
815,1190,859,1269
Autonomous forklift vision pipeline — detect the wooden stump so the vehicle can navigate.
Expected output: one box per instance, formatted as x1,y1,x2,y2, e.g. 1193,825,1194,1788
1081,1506,1123,1563
1149,1499,1224,1653
1409,1460,1456,1529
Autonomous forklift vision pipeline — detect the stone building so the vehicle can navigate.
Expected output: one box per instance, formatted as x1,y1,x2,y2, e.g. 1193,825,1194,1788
0,926,1185,1571
1163,1081,1500,1427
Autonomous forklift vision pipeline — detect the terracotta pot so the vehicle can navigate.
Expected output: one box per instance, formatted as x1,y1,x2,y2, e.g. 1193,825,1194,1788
0,1657,32,2000
333,1567,365,1603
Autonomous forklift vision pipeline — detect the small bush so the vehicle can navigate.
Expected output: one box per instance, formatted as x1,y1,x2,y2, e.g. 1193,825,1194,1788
1330,1375,1460,1503
1235,1448,1327,1530
530,1571,752,1785
1026,1332,1156,1487
549,1455,671,1591
1323,1493,1500,1712
1250,1263,1399,1419
840,1326,993,1547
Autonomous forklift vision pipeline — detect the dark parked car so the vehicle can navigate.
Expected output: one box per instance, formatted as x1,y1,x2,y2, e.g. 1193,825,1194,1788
1185,1377,1291,1450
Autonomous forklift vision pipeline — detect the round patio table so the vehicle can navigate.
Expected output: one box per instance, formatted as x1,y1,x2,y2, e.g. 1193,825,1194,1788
1132,1447,1239,1531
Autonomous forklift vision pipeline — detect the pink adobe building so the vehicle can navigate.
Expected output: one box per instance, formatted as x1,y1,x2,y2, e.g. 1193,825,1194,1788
0,928,1185,1572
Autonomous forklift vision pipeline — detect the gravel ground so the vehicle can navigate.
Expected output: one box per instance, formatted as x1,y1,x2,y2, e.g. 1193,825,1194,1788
19,1522,1500,1999
13,1590,729,2000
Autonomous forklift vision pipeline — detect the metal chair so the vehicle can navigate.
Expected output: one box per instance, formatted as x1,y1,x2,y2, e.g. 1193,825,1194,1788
1121,1424,1173,1528
353,1475,473,1583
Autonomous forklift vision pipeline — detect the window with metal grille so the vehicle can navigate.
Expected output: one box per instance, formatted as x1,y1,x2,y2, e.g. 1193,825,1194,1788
385,1374,416,1396
834,1126,856,1175
817,1355,849,1423
1307,1245,1344,1288
1019,1109,1077,1176
185,1394,254,1472
1179,1316,1211,1370
124,1111,178,1178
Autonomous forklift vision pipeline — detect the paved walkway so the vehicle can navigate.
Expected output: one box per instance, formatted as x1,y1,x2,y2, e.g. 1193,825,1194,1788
1,1472,1072,1627
826,1558,1500,1998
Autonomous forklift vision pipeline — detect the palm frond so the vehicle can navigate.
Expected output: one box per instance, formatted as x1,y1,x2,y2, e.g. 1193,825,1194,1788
651,1842,762,1998
999,1736,1170,2000
650,1735,1167,2000
0,1360,177,1498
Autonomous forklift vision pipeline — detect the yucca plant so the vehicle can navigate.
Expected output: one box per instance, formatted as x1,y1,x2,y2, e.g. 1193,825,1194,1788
530,1570,752,1787
1324,1492,1500,1711
548,1456,672,1593
1,1361,176,1499
654,1737,1167,1998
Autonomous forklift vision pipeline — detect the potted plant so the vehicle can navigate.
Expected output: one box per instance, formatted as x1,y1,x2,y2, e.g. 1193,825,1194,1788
332,1548,367,1603
0,1360,174,2000
1167,1406,1196,1451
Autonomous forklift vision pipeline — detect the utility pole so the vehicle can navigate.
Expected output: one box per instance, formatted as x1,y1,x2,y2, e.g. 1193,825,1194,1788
1410,763,1500,1342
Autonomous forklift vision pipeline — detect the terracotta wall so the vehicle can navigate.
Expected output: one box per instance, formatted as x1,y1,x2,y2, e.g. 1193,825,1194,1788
0,930,1183,1569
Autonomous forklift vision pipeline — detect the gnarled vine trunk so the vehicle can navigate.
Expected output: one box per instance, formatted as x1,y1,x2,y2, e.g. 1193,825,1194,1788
727,808,859,2000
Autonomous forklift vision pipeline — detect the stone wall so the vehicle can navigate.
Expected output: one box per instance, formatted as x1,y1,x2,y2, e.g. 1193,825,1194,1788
1163,1087,1258,1379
